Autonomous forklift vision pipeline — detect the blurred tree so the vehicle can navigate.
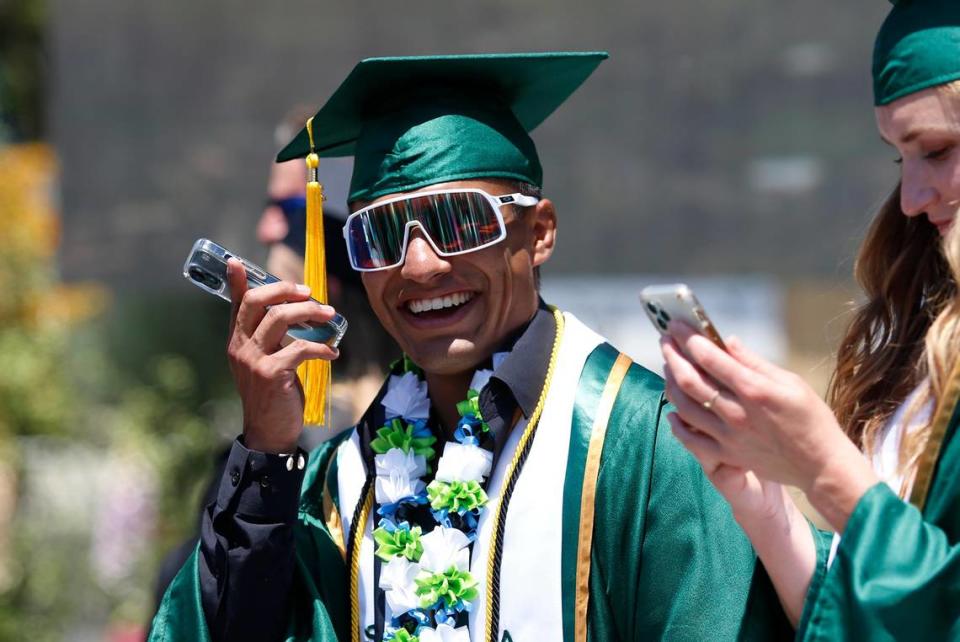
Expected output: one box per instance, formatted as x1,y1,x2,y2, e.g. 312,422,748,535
0,4,243,637
0,145,104,439
0,143,103,639
0,143,230,639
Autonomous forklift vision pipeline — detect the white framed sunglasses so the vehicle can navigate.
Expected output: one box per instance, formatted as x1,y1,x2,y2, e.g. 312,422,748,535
342,188,540,272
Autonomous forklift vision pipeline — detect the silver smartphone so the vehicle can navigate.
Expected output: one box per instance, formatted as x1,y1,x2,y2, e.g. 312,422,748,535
183,238,348,348
639,283,726,350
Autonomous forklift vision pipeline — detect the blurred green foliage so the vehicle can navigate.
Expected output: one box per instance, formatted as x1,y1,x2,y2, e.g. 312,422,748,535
0,3,242,635
0,144,235,637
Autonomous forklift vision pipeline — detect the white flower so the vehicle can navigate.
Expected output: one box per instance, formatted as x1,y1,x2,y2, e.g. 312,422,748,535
375,447,428,480
381,372,431,420
419,624,471,642
375,470,426,505
418,526,470,573
380,556,420,591
383,564,422,617
384,584,420,618
468,368,494,394
435,442,493,483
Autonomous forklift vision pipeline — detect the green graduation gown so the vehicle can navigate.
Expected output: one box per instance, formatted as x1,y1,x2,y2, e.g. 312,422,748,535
150,312,788,641
798,374,960,639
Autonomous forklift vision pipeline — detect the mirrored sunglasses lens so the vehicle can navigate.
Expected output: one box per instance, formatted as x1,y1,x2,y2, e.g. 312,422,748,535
418,192,502,253
346,201,410,269
346,191,504,270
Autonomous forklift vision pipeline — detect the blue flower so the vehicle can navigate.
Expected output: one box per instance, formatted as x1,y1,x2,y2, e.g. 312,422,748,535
430,507,480,539
379,492,429,521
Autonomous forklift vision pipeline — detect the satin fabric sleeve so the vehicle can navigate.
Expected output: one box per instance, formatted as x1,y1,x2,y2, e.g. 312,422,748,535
798,482,960,640
589,368,792,641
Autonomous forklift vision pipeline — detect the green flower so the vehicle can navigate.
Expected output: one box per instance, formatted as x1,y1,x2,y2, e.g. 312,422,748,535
373,524,423,562
415,566,479,609
389,354,424,377
370,418,437,459
426,480,488,513
389,630,419,642
455,389,490,432
455,389,482,418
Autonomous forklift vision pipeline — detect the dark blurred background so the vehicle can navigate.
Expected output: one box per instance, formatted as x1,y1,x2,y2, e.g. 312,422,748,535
2,0,891,639
53,0,892,286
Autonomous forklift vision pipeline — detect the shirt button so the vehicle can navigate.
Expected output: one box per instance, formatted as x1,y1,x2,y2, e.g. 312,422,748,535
230,470,240,486
260,475,271,489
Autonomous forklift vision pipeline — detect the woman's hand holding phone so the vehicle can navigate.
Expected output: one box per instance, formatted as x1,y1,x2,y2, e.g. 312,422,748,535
657,320,831,626
659,319,877,532
225,259,340,454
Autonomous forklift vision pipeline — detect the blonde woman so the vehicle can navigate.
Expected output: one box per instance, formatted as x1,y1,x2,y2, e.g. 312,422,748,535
661,1,960,638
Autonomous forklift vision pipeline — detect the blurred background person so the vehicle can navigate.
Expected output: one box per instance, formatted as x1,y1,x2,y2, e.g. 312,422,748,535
662,0,960,637
256,106,357,287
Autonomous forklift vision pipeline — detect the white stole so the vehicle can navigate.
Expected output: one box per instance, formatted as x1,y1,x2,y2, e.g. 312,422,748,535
338,312,605,640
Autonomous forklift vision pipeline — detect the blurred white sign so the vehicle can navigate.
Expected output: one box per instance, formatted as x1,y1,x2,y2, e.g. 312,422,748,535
542,274,785,375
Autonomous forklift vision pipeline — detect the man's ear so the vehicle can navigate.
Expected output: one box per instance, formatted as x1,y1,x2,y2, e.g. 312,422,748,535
529,198,557,268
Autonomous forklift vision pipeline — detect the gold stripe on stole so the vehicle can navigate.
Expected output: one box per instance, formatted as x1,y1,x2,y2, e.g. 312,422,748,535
910,358,960,510
575,352,632,642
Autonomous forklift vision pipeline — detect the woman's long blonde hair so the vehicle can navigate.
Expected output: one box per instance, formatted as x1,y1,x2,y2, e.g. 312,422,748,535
829,184,960,472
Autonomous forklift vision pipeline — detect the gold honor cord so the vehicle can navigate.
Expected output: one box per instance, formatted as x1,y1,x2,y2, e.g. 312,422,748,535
349,481,375,642
484,307,565,642
299,116,333,426
910,357,960,510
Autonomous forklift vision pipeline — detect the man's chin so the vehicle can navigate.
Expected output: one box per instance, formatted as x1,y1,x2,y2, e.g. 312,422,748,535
405,337,491,376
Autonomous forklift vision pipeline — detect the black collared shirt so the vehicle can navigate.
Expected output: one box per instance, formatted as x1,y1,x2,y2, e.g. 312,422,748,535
197,301,556,642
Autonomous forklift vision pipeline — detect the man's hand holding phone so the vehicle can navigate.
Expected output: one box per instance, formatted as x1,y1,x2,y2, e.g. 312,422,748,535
225,258,340,454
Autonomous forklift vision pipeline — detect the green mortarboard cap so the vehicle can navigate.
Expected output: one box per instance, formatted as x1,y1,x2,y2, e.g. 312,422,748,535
874,0,960,106
277,52,608,202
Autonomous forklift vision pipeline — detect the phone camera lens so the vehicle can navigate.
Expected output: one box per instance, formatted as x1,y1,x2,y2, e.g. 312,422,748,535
646,302,658,314
189,266,223,290
657,317,668,331
660,310,671,322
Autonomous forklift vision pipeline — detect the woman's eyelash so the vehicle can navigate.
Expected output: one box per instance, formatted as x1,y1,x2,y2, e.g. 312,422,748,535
894,146,953,164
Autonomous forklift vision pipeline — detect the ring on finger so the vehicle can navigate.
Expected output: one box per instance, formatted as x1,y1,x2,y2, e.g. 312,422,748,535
702,389,721,411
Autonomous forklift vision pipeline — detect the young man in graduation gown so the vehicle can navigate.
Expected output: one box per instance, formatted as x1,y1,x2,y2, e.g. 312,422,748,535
149,53,789,642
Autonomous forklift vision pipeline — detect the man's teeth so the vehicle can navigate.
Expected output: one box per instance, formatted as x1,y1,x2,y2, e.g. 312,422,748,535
408,292,474,314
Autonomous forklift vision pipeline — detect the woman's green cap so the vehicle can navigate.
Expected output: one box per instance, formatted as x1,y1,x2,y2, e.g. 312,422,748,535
276,52,608,202
874,0,960,106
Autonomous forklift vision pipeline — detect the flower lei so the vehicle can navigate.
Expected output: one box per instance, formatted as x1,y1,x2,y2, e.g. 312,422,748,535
371,356,502,642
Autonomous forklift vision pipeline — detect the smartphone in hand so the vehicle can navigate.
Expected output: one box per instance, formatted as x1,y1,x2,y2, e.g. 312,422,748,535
640,284,726,350
183,238,348,348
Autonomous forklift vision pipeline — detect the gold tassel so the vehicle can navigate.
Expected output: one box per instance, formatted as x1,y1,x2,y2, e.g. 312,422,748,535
298,117,332,426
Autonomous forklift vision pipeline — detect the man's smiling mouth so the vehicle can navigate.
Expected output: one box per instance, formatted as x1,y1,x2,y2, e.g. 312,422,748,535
406,291,475,315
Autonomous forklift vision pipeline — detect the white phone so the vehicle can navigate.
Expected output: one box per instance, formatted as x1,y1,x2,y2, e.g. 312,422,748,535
639,283,726,350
